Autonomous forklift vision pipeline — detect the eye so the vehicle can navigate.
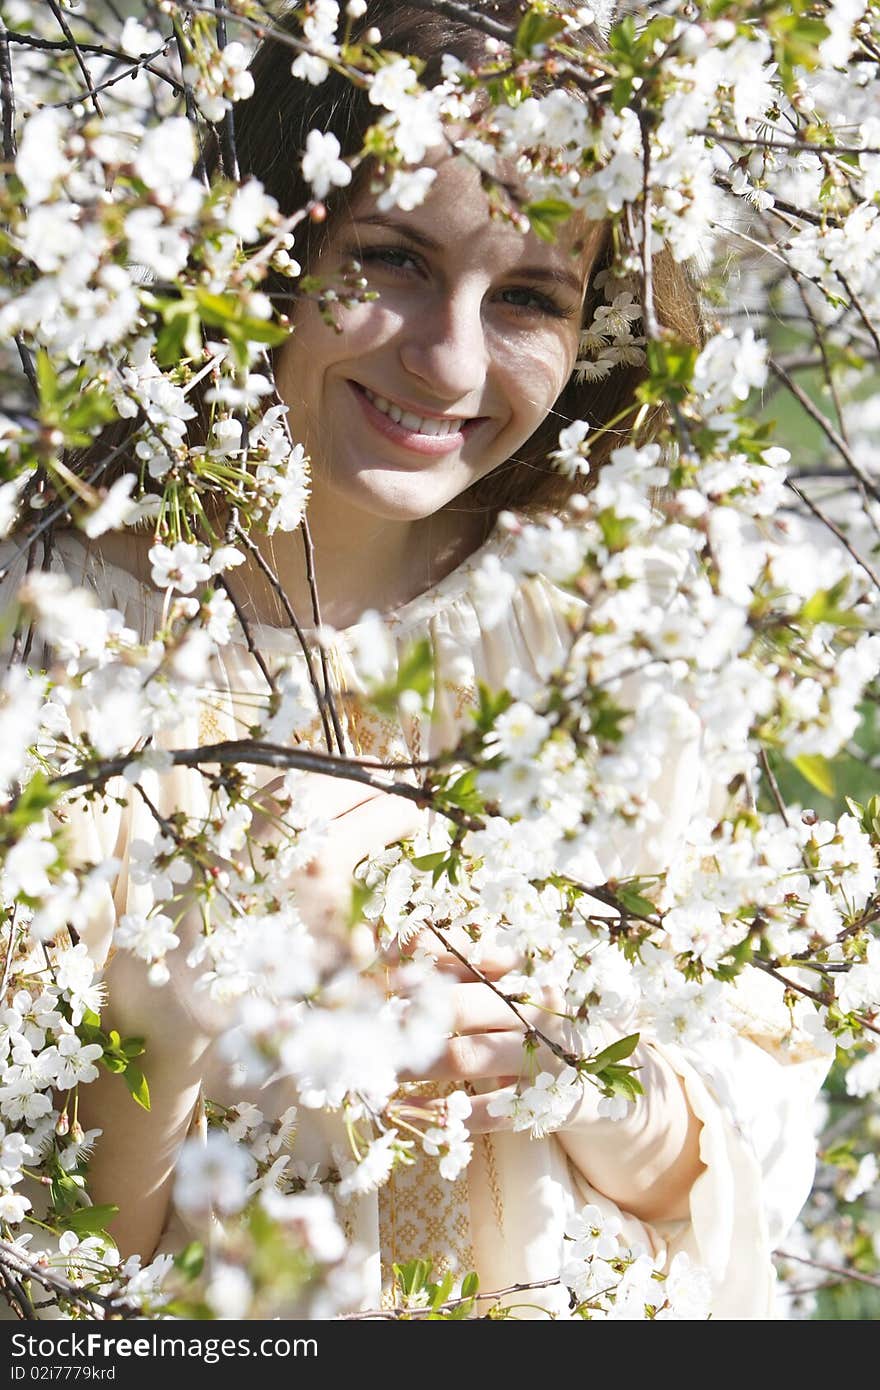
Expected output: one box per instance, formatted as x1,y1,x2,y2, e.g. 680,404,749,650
358,245,424,275
499,286,568,318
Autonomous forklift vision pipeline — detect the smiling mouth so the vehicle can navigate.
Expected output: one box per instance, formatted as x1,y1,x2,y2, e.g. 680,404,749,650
352,382,479,439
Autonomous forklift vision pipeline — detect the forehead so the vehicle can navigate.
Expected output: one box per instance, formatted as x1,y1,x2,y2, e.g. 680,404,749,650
332,149,603,284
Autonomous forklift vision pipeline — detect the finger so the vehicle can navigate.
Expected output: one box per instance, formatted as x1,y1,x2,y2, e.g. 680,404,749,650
340,792,431,862
298,791,429,881
447,982,554,1035
459,1088,520,1136
416,1081,520,1136
399,1030,534,1084
254,772,383,827
383,930,523,981
299,776,384,821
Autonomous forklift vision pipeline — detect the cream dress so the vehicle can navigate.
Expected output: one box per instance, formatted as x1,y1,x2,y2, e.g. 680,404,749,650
2,527,832,1320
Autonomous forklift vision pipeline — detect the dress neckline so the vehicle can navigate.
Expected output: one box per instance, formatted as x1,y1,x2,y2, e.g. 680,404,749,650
240,514,517,649
42,515,519,651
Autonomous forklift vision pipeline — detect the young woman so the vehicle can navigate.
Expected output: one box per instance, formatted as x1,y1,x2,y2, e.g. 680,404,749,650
6,1,831,1320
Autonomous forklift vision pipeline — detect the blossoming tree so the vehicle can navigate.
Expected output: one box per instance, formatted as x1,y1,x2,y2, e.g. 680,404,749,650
1,0,880,1320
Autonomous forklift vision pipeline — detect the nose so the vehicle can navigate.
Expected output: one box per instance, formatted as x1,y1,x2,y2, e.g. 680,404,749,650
397,283,489,404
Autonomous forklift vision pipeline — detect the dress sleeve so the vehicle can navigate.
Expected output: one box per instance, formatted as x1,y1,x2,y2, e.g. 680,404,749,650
499,565,832,1317
645,994,832,1317
0,537,125,967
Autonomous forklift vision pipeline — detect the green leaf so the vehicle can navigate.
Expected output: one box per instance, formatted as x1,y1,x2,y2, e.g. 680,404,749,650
393,1258,432,1295
636,339,698,406
585,1031,641,1073
523,198,572,243
791,753,836,799
514,9,566,57
608,13,637,57
429,1269,456,1309
472,681,514,734
411,851,449,873
34,352,119,446
36,349,60,413
440,768,484,816
599,1066,644,1102
411,849,461,888
174,1241,206,1279
123,1063,151,1112
596,507,635,553
368,638,434,716
461,1271,480,1298
611,76,634,114
586,690,630,743
615,884,658,918
59,1203,119,1237
800,579,862,629
348,878,373,929
3,772,61,835
768,10,831,90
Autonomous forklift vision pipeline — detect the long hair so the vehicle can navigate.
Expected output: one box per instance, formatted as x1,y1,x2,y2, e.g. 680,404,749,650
233,0,704,529
66,0,704,538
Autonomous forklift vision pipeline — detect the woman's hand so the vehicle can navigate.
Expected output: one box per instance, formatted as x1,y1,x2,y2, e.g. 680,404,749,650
253,771,431,941
390,925,576,1135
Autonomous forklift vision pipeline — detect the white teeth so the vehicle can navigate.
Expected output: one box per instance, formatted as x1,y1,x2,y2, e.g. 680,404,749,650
362,386,464,437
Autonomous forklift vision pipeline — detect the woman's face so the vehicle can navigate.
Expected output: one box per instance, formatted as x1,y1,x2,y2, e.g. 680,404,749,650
275,151,602,522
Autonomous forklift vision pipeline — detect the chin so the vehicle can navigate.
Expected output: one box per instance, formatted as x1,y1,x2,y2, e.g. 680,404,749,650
336,471,472,522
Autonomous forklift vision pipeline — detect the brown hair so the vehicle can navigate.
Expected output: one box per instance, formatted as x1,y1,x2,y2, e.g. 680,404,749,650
68,0,703,537
234,0,704,531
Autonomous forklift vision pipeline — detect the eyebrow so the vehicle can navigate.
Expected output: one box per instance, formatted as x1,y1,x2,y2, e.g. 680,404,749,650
352,213,585,297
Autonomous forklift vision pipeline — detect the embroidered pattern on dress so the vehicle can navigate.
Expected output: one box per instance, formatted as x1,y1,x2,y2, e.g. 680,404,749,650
480,1132,505,1234
378,1079,476,1307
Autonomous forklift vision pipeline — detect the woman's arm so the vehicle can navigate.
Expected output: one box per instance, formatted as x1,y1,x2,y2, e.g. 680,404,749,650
395,959,707,1225
79,775,429,1262
552,1039,706,1223
77,942,213,1262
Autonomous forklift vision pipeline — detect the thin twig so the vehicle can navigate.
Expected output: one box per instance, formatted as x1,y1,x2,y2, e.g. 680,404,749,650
752,958,880,1040
297,512,348,756
213,0,240,181
46,0,105,115
0,430,144,583
785,477,880,593
833,270,880,362
231,524,338,754
638,112,659,343
769,359,880,508
424,922,582,1069
215,573,278,693
2,30,164,61
29,738,486,834
697,127,880,158
776,1249,880,1291
174,22,210,186
0,1239,143,1318
793,276,850,445
759,748,792,828
0,16,16,163
339,1274,566,1319
50,52,182,110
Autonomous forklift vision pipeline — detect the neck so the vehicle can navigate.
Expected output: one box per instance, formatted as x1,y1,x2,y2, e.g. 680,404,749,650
240,484,491,631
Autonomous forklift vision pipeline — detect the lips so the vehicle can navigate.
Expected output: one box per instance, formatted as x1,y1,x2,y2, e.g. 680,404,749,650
349,381,485,456
361,386,466,437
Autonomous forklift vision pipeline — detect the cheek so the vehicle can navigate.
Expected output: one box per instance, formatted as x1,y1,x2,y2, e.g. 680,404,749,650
279,302,404,390
501,334,576,426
